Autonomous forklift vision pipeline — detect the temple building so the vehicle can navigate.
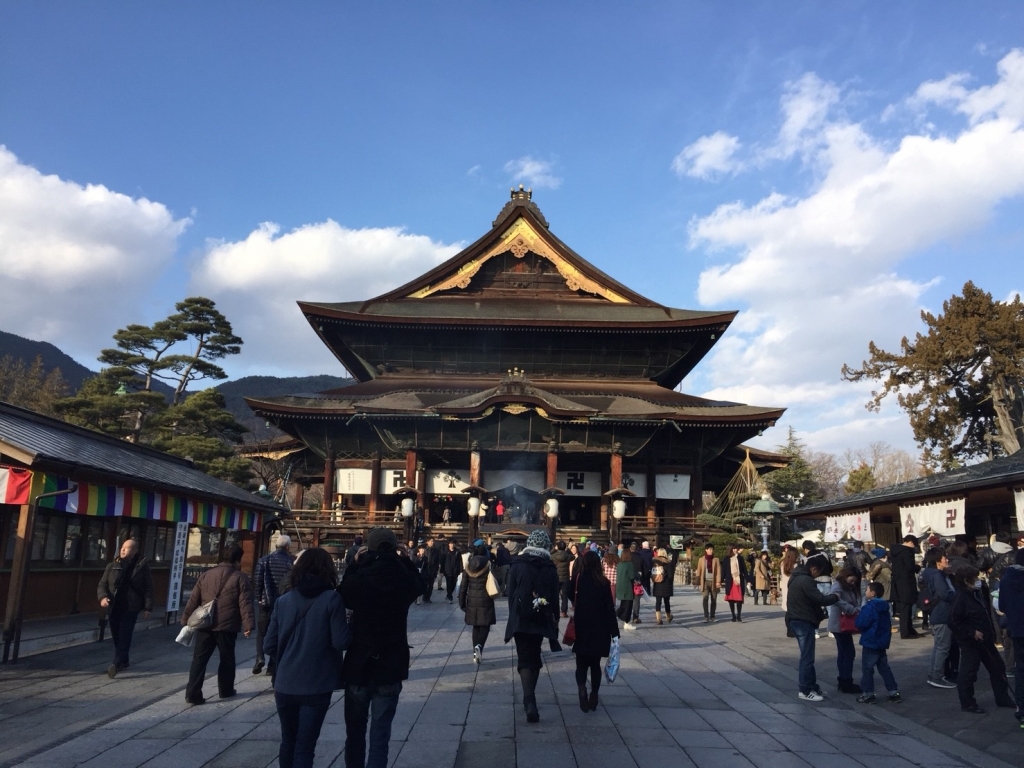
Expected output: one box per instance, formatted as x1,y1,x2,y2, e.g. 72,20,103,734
246,190,785,544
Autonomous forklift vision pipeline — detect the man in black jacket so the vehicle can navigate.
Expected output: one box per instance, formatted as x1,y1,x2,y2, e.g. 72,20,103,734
97,538,153,679
785,552,839,701
442,540,462,604
890,535,922,639
340,527,422,768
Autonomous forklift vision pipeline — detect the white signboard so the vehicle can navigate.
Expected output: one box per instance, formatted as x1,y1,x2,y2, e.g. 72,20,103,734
900,497,966,538
655,473,691,500
379,469,411,494
166,521,190,613
336,468,373,495
1015,490,1024,533
824,512,874,543
620,472,647,497
556,471,602,496
483,470,545,492
427,469,471,494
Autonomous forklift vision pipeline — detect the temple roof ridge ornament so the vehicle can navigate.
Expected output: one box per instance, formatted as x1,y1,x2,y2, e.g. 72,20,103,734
492,184,549,228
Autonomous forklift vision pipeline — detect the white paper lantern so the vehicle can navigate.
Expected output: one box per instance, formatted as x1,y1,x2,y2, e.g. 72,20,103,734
467,497,481,517
401,498,415,518
612,499,626,519
545,497,559,519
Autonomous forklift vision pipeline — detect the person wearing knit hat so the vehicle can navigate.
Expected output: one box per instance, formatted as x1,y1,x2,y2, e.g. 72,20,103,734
504,526,560,723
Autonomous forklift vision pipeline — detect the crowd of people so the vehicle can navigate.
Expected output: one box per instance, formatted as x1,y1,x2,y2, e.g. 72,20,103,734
90,525,1024,767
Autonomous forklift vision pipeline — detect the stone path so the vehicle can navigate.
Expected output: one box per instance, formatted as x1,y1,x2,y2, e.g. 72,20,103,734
0,589,1018,768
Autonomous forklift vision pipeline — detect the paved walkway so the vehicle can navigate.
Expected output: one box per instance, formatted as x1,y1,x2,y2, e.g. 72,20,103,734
0,589,1019,768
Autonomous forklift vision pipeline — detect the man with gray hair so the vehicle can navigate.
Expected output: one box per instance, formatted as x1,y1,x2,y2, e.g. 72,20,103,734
253,533,295,675
97,537,153,678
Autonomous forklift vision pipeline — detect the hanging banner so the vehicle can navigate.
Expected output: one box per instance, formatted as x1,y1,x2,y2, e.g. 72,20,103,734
0,466,31,505
824,511,874,543
556,471,602,496
900,497,966,538
620,472,647,497
483,470,545,492
379,469,411,494
336,468,373,495
166,520,190,613
655,473,691,500
427,469,471,494
1015,489,1024,532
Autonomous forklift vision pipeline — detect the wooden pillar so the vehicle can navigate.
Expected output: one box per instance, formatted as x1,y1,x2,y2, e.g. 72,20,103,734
322,448,335,512
610,453,623,491
690,465,703,516
368,454,381,518
2,504,33,662
647,466,657,528
545,450,558,489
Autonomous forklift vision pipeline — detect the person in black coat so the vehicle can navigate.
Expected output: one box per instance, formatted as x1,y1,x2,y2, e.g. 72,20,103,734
569,550,619,713
97,538,153,678
722,544,750,622
442,541,462,604
651,548,677,624
948,563,1014,713
505,529,560,724
890,535,922,639
459,545,496,664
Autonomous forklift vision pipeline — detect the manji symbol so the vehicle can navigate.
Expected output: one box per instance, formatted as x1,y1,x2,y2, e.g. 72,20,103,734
392,471,407,488
946,508,957,529
567,472,585,491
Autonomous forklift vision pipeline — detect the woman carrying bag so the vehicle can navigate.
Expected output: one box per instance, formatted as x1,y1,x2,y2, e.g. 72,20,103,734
615,544,638,630
828,566,863,694
265,548,351,768
568,550,619,712
459,543,497,665
722,544,750,623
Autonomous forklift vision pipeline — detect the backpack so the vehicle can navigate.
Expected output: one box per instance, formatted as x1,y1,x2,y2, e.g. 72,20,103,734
918,570,938,615
651,563,665,583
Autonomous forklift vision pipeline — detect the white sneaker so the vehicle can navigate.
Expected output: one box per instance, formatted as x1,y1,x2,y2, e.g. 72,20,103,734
798,691,824,702
624,622,637,631
926,677,956,689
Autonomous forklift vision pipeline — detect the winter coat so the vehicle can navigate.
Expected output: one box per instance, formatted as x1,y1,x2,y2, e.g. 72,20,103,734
785,564,839,626
339,549,423,686
846,548,874,577
504,548,559,643
552,549,572,583
254,548,295,607
722,554,749,602
855,597,892,650
569,567,619,658
866,559,892,601
495,544,511,567
97,554,153,614
425,545,442,574
182,563,255,634
754,558,771,591
615,558,637,601
651,553,676,599
633,551,652,592
459,555,496,627
827,579,862,634
922,566,956,626
697,555,721,594
999,565,1024,638
264,575,350,696
949,586,995,644
889,544,920,606
442,548,463,579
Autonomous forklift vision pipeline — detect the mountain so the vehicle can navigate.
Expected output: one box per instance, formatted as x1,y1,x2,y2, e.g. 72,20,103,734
0,330,96,392
217,375,353,438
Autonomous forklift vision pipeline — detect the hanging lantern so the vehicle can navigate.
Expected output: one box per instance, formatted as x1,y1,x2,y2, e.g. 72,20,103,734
401,498,415,518
467,497,481,517
545,497,559,519
612,499,626,519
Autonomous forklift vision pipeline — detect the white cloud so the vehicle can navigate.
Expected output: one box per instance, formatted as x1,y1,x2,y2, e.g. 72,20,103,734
192,220,462,375
671,131,742,179
503,156,562,189
689,50,1024,456
0,145,189,361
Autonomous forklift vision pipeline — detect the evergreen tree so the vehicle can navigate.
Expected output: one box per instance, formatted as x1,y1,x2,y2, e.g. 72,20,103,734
844,462,877,495
764,426,822,502
0,355,70,416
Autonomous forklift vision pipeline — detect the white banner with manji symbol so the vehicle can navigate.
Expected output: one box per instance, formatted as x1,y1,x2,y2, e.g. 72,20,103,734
379,469,411,494
1015,490,1024,532
655,473,691,499
900,497,966,538
427,469,471,494
824,512,873,543
556,471,602,496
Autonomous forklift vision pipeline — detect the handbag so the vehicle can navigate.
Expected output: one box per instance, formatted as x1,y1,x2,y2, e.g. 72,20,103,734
187,599,216,630
485,570,500,598
605,637,620,683
175,625,195,647
632,581,644,597
726,583,743,602
839,612,860,634
561,579,580,646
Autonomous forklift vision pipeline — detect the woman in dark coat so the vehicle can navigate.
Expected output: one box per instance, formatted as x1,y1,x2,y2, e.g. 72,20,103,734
722,544,750,622
889,535,922,638
651,548,677,624
505,529,560,724
569,550,619,712
459,544,496,665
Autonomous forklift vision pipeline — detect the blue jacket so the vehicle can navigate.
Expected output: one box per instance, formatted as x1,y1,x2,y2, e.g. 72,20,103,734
999,564,1024,638
922,566,956,626
855,597,892,650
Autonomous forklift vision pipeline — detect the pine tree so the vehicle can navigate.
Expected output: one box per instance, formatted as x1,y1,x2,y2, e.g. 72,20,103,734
764,426,821,502
844,462,877,495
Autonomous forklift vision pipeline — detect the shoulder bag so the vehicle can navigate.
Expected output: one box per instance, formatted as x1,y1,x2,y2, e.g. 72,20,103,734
187,568,237,630
562,578,580,646
485,568,500,598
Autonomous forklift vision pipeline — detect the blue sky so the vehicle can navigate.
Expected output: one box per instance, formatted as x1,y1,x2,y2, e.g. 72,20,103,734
2,2,1023,458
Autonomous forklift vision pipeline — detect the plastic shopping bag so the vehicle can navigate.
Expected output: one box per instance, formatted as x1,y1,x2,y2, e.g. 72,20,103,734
605,637,620,683
175,625,195,647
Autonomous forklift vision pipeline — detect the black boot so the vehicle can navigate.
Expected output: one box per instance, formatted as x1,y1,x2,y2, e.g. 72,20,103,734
838,677,862,694
578,684,590,712
519,668,540,723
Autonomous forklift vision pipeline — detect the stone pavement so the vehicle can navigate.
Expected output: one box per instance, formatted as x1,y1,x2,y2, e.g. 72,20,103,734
0,588,1019,768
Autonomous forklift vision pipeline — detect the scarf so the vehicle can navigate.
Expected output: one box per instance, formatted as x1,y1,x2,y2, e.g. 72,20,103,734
730,555,741,584
704,554,715,572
